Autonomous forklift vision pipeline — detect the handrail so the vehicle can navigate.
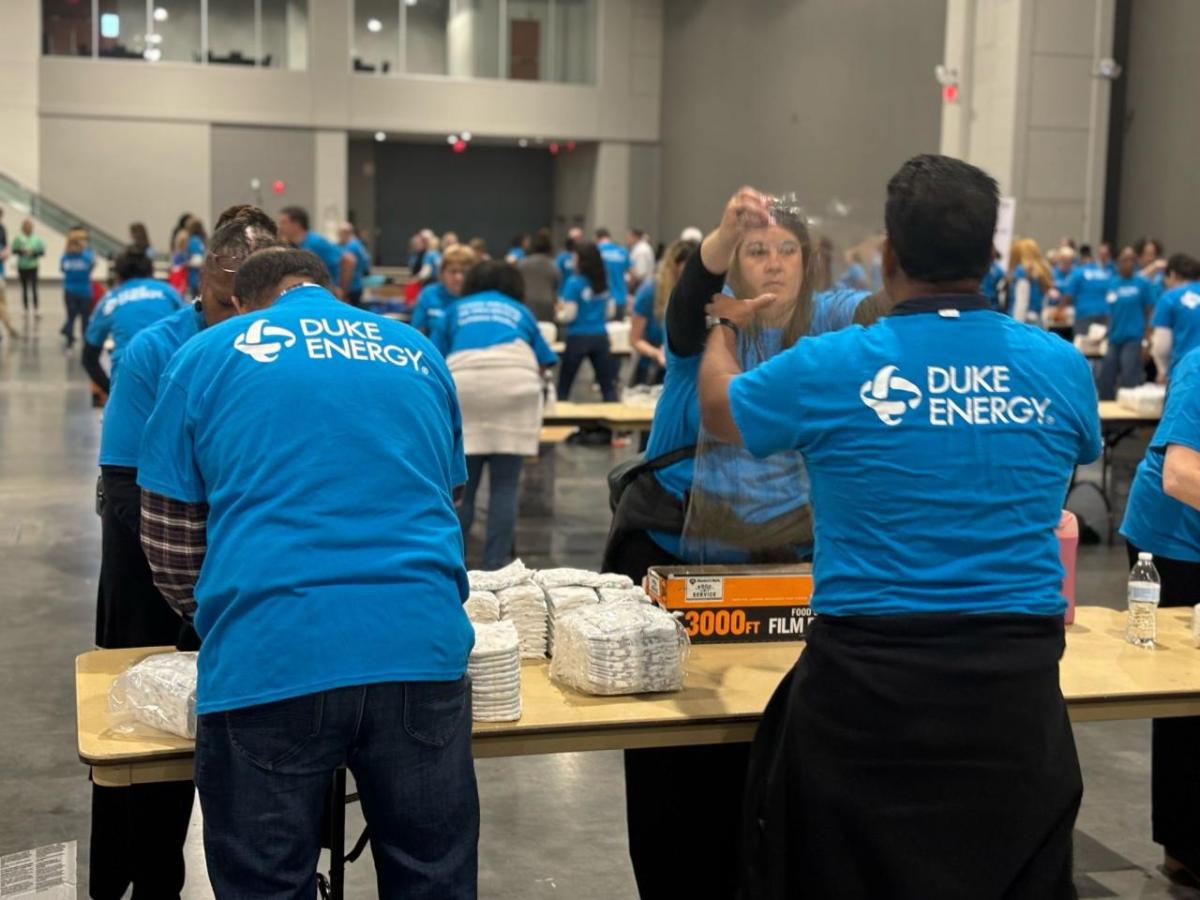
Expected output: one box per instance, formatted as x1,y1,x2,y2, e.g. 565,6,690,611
0,171,126,258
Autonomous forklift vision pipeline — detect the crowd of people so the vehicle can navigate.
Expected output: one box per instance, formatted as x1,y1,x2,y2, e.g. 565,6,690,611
3,155,1199,898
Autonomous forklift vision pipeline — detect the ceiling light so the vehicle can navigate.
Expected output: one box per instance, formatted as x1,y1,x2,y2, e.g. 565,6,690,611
153,7,169,22
366,17,382,32
374,131,386,142
518,138,528,148
406,0,418,6
460,130,472,142
446,134,458,145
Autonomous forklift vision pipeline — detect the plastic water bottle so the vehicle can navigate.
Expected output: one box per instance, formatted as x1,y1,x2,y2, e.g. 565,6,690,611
1126,552,1161,648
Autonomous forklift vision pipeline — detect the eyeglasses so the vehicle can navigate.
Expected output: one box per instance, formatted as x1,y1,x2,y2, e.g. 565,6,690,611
207,250,247,274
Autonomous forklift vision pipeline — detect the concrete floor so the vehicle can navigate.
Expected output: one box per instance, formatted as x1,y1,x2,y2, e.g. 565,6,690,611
0,292,1196,899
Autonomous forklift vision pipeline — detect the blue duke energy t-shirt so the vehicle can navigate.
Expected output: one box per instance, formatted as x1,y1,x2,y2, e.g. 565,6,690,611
1105,276,1156,343
728,301,1101,617
598,241,631,307
1066,263,1113,318
1152,281,1200,373
432,289,558,365
100,305,205,466
1121,348,1200,562
138,285,474,714
561,274,611,336
86,278,184,375
300,231,346,285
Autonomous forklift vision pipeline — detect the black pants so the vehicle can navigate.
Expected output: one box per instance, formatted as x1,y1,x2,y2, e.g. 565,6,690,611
606,529,751,900
558,333,617,401
90,502,197,899
1125,542,1200,872
19,268,38,310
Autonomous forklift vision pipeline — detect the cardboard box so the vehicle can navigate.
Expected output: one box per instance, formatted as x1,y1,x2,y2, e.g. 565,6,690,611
645,564,814,644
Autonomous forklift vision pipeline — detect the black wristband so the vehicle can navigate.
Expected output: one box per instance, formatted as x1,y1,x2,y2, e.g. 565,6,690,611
716,317,740,337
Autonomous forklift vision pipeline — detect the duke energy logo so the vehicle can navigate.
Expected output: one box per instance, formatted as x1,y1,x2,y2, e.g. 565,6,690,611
234,319,297,363
861,364,1053,427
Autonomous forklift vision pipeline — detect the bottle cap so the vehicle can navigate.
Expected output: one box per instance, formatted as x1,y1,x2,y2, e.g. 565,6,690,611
1138,552,1153,561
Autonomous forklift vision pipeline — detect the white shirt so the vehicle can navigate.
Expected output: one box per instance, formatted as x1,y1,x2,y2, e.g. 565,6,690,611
630,240,655,283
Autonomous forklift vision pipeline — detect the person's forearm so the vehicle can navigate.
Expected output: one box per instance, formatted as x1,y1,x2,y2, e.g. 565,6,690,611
666,249,728,357
81,343,110,394
1151,327,1172,378
140,490,208,621
1163,444,1200,510
698,324,744,444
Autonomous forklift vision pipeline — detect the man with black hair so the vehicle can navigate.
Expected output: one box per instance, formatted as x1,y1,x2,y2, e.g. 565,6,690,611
137,246,478,898
82,248,183,394
700,154,1101,898
88,205,278,900
277,205,355,301
1151,252,1200,381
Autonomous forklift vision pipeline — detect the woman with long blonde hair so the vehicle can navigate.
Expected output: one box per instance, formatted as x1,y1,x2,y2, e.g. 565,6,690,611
1008,237,1053,324
629,239,696,384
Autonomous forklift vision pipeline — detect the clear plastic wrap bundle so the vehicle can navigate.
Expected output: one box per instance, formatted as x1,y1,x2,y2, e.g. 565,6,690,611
533,568,634,591
469,620,522,722
545,586,599,656
468,559,530,593
549,604,689,696
599,587,651,604
497,582,549,658
107,652,198,739
464,590,501,624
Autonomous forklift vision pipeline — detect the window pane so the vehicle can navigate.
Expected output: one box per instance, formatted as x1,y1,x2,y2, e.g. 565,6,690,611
261,0,309,70
43,0,94,58
553,0,594,84
147,1,201,63
408,0,500,79
207,0,258,66
505,0,548,81
353,0,399,75
97,0,148,60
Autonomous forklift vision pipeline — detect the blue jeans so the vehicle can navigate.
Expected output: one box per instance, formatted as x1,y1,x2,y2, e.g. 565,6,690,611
558,333,617,401
195,680,478,900
1098,339,1144,400
62,291,92,347
459,454,524,570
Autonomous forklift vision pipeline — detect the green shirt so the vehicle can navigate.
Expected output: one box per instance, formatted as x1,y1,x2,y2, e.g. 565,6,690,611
11,234,45,271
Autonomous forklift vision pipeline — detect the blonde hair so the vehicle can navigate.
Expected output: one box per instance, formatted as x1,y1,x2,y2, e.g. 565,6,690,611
441,245,477,270
1009,238,1052,291
653,240,693,321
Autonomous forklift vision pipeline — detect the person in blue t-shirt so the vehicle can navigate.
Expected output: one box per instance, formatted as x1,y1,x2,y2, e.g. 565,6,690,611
1150,253,1200,381
338,221,372,307
595,227,631,312
277,205,355,300
1136,236,1167,291
60,232,96,350
1119,346,1200,887
82,248,184,395
1062,255,1114,335
136,247,478,897
504,233,528,264
630,240,694,387
1097,246,1157,399
836,251,870,290
600,188,872,900
557,242,618,401
411,245,476,335
980,252,1006,310
432,261,557,570
89,205,280,900
556,226,582,285
185,219,207,298
700,156,1100,898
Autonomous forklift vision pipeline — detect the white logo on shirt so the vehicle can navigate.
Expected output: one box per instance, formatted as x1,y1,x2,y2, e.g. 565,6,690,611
233,319,297,363
1182,292,1200,310
860,365,923,425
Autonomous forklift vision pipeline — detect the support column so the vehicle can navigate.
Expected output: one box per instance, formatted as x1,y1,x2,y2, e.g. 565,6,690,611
0,2,41,188
591,141,632,237
939,0,1115,247
314,129,348,238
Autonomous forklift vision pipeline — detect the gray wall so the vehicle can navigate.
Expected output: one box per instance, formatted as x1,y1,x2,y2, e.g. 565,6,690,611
210,125,316,224
373,141,554,265
658,0,945,247
1116,0,1200,254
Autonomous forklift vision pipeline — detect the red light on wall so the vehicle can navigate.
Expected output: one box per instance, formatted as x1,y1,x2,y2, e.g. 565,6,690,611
452,139,467,153
549,142,560,155
272,179,286,194
942,83,959,103
565,140,576,152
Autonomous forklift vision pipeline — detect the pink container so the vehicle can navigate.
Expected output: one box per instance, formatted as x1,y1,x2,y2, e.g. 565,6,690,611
1058,510,1078,625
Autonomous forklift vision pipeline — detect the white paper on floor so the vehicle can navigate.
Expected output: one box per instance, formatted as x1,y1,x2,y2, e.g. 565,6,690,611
0,841,77,899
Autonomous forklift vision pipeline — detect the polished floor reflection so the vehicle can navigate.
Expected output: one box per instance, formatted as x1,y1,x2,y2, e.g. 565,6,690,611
0,290,1193,898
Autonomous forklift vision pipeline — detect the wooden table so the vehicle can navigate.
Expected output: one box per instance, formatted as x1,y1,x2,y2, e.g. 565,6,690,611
542,401,655,432
1072,402,1163,542
77,607,1200,787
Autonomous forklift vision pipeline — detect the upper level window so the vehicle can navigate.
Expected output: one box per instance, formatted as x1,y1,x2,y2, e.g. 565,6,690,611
351,0,595,84
42,0,308,69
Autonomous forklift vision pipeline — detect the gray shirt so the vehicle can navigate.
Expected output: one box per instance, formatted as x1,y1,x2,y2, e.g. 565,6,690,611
518,254,560,323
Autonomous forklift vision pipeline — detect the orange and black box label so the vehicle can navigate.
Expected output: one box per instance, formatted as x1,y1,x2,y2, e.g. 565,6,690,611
645,564,814,644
